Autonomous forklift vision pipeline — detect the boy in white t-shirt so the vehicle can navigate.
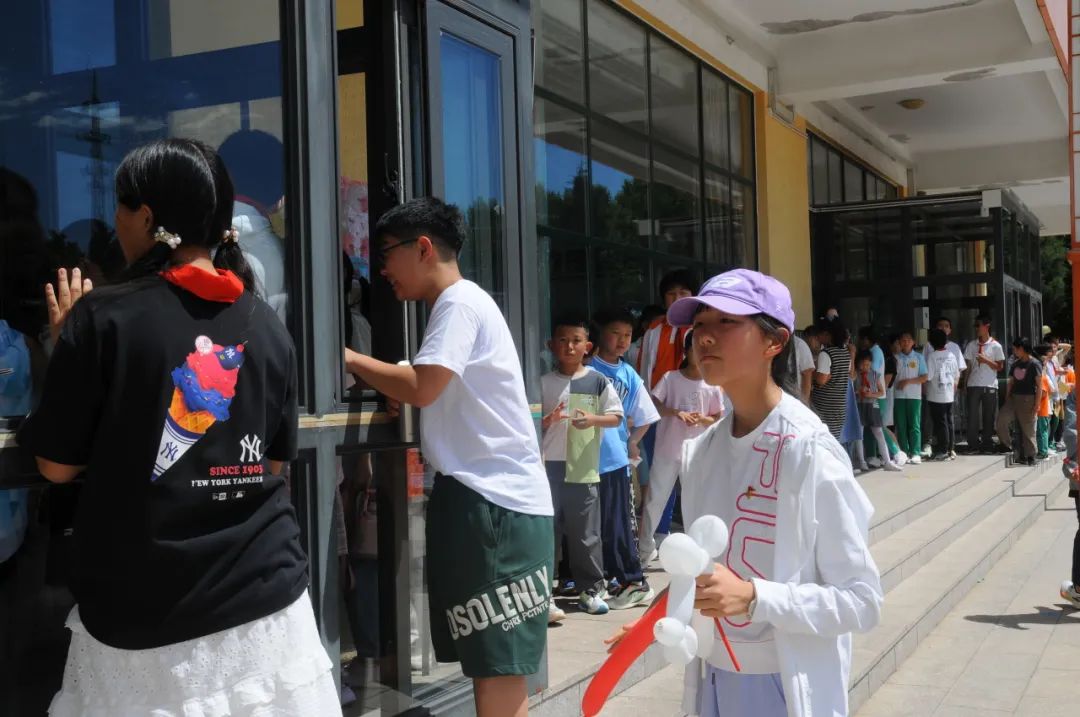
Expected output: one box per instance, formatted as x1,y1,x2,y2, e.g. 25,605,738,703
962,315,1006,453
541,315,623,616
926,328,961,461
344,198,552,716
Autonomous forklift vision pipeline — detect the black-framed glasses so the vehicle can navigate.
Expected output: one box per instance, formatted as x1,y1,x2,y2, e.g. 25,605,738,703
377,237,419,262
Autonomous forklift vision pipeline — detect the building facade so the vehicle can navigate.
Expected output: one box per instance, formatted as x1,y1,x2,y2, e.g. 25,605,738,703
0,1,1067,715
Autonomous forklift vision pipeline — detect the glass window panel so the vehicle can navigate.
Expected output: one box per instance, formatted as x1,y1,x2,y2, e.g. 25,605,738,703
587,0,647,132
650,35,699,156
590,120,649,247
440,32,507,309
730,87,753,179
884,183,899,199
592,247,650,313
534,0,584,103
844,160,863,203
534,98,587,234
704,171,731,265
550,241,590,320
730,183,756,268
828,150,843,204
146,0,280,59
51,0,116,73
702,70,729,169
652,145,700,258
0,0,289,422
811,137,829,206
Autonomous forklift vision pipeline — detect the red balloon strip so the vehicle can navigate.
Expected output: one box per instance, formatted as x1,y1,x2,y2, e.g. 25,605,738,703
581,592,669,717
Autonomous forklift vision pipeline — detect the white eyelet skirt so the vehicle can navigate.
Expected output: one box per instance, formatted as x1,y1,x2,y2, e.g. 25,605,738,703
48,590,342,717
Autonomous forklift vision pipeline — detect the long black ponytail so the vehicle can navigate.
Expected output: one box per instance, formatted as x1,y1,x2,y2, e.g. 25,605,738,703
114,138,257,294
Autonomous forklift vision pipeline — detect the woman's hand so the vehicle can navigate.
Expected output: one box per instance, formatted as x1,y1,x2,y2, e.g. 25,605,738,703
694,563,756,619
603,618,639,653
677,410,697,426
46,267,92,345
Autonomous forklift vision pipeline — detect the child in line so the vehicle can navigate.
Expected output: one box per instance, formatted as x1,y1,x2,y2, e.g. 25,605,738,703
1037,344,1055,460
637,331,725,565
541,315,623,615
854,349,902,472
995,338,1043,467
588,308,661,610
893,331,929,464
926,328,961,461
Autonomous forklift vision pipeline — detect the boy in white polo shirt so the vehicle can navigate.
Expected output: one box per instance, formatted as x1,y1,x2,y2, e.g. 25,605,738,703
894,331,929,464
963,315,1006,453
345,198,552,717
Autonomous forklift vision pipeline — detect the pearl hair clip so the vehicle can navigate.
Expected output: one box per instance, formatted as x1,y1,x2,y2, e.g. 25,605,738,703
154,226,182,249
223,227,239,244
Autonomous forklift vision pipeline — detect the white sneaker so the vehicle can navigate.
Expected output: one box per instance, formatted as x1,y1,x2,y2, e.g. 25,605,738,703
867,457,883,469
884,462,903,472
608,582,656,610
893,451,908,466
909,455,922,465
639,548,658,566
548,602,567,624
579,590,610,615
1061,581,1080,609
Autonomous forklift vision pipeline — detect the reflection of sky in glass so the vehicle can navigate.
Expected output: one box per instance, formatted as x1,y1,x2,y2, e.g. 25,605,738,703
50,0,116,74
440,33,502,212
533,138,584,195
591,160,633,197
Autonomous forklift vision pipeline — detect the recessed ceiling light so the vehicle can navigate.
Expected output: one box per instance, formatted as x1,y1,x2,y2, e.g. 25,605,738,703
898,98,925,110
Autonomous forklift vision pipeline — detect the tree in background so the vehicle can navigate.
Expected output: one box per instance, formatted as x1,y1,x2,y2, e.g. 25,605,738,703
1041,234,1072,339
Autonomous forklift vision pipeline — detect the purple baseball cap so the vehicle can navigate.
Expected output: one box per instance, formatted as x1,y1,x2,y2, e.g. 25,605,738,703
667,269,795,332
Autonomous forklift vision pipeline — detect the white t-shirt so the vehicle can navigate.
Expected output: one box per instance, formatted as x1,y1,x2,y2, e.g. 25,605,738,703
816,351,832,374
540,367,623,463
894,351,928,400
413,280,552,516
926,350,960,404
923,340,967,373
650,370,725,461
794,336,814,375
682,395,836,674
963,338,1006,389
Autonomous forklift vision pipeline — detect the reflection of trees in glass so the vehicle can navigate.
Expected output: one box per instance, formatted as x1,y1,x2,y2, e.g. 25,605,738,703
593,175,648,244
460,196,504,305
536,167,588,233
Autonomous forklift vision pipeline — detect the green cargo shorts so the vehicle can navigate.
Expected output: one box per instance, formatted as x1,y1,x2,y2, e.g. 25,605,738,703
426,474,554,678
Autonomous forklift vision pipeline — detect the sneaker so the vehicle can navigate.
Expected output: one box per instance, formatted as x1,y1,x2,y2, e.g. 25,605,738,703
867,457,883,469
556,579,577,597
607,577,622,595
948,451,958,460
608,581,656,610
909,455,922,465
884,461,903,472
994,444,1013,454
640,548,658,566
893,451,908,467
548,602,567,624
579,590,610,615
857,462,870,472
931,453,949,462
1037,453,1050,461
1061,581,1080,609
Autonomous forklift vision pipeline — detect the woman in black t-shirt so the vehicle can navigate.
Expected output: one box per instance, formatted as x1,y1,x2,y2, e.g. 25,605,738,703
17,139,340,716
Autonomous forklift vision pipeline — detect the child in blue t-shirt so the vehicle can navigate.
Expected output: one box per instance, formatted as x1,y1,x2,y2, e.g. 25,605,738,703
588,308,661,610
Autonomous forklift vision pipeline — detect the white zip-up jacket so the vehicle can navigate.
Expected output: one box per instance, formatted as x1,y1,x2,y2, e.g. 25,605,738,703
679,393,883,717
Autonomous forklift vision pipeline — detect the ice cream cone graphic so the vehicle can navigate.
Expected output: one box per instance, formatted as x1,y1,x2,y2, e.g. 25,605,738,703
152,335,245,480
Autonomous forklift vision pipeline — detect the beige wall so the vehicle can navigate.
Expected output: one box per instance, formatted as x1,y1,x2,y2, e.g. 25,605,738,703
754,92,814,328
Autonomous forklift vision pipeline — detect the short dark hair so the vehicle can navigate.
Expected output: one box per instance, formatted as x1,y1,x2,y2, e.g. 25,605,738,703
975,314,992,326
828,322,849,348
1035,343,1053,358
1046,334,1060,344
928,328,947,351
658,269,698,298
855,349,873,365
593,307,636,332
552,312,590,337
1012,337,1033,354
374,197,465,258
857,326,878,343
934,316,951,329
899,330,915,342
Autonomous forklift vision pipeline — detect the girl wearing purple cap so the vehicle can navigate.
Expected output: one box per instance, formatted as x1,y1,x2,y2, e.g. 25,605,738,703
652,269,882,716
